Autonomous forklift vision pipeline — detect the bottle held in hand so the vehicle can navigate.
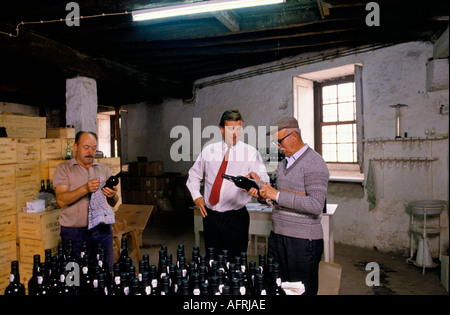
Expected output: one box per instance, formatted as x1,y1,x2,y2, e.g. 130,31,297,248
221,174,260,193
222,174,267,204
104,171,125,189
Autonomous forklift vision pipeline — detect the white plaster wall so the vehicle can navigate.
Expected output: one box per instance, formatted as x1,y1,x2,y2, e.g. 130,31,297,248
124,41,449,256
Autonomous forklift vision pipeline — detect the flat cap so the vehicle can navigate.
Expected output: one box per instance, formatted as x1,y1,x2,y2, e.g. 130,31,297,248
266,117,299,135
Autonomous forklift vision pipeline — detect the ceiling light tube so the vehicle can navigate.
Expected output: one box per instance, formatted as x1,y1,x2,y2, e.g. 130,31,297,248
132,0,286,21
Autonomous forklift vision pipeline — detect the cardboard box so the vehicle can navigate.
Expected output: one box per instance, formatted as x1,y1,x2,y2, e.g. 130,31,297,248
0,189,16,217
128,161,164,176
46,127,75,139
0,113,46,138
127,176,165,191
25,199,45,213
0,164,15,190
17,209,61,241
40,138,63,161
147,161,164,176
0,214,16,241
0,138,17,165
17,138,40,163
0,239,17,271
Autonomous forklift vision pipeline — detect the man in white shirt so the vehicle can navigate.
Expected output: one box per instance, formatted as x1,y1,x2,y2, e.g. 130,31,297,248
186,109,269,259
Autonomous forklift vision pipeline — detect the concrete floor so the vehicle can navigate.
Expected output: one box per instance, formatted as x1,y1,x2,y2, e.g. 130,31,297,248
138,210,448,295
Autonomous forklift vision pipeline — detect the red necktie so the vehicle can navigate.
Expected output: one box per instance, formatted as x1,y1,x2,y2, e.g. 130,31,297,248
209,147,230,206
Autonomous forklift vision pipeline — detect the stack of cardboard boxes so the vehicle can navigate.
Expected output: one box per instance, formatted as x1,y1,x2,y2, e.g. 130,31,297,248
0,113,121,293
121,160,166,205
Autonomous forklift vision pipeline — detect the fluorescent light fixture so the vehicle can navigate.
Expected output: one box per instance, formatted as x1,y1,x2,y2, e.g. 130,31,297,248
132,0,285,21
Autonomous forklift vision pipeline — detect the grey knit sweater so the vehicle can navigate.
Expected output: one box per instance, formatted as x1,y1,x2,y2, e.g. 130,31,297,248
272,147,330,240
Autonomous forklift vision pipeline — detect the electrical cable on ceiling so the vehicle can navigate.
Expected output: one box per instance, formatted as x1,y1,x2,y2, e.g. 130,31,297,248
0,11,131,38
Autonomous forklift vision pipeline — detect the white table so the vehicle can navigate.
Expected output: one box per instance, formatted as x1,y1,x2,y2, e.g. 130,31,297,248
193,202,338,263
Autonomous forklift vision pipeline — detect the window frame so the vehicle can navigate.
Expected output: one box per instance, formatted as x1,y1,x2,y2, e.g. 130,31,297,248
314,75,358,164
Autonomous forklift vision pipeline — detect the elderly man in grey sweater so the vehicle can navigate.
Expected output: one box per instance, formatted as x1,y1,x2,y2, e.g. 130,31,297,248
259,117,329,295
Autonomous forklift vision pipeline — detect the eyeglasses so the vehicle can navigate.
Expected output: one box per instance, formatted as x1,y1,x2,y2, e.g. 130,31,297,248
272,132,294,147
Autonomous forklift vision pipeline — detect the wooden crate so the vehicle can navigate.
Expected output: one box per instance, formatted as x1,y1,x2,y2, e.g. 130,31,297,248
0,138,17,165
18,237,59,264
48,159,66,181
19,262,32,294
40,138,63,161
97,157,121,174
15,163,40,187
0,114,46,139
0,265,11,295
0,214,16,241
17,209,61,241
0,239,17,271
0,189,16,217
0,164,15,190
15,184,40,212
17,138,40,163
39,162,49,181
46,127,75,139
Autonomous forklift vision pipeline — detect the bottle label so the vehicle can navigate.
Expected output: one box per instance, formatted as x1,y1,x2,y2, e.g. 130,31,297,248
276,278,282,286
193,288,200,295
9,274,14,282
145,286,151,295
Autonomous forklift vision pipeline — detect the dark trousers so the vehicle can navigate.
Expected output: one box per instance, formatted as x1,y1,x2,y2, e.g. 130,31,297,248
60,224,114,271
268,231,323,295
203,206,249,260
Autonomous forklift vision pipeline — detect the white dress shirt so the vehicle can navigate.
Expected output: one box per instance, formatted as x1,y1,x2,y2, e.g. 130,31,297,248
187,140,270,212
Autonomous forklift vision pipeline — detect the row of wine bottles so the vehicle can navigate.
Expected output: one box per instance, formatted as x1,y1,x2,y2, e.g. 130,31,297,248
4,238,286,296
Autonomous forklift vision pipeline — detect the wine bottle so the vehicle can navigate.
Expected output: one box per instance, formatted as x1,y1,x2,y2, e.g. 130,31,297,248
130,278,141,296
93,273,109,296
65,140,72,160
267,263,286,295
254,273,267,296
117,237,129,273
39,180,45,193
28,254,41,295
79,254,93,295
221,174,260,193
4,261,25,296
140,271,152,295
104,170,124,189
45,179,55,195
30,268,50,295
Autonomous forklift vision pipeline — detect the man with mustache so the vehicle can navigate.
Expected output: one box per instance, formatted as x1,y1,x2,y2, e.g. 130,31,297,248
53,131,118,270
186,109,269,259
